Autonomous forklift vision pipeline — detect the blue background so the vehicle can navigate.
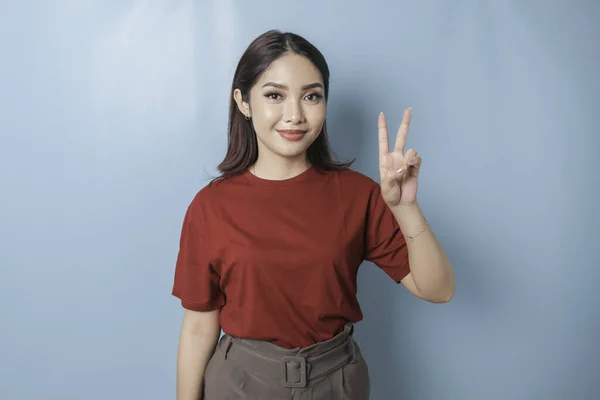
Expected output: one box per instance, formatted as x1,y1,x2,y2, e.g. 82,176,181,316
1,1,598,399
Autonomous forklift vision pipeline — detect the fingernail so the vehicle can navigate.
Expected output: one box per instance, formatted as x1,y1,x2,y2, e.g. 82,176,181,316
396,166,406,174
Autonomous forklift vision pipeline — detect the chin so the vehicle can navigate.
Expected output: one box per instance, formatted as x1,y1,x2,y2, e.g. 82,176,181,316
274,145,310,159
258,131,317,159
272,135,313,155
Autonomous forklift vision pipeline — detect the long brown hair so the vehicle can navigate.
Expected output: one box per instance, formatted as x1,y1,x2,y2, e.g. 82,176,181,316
214,30,354,181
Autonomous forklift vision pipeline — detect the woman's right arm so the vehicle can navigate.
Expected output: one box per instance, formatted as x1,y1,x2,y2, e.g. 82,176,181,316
176,308,221,400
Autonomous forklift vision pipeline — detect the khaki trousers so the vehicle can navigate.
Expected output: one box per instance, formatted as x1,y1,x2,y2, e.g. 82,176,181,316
203,323,370,399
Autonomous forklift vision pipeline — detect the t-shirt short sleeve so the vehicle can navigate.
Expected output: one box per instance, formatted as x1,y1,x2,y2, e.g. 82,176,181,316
172,201,224,311
364,182,411,283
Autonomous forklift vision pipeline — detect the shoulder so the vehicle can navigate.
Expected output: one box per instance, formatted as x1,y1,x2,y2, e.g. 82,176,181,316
184,174,244,220
331,167,381,193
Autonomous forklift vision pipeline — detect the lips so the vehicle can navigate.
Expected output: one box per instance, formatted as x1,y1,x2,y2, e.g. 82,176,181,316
277,129,308,142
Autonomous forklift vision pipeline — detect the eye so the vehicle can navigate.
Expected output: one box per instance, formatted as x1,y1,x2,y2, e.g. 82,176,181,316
305,93,323,102
265,92,282,100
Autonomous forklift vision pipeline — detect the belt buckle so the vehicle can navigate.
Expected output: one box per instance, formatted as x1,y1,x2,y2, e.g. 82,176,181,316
280,356,307,388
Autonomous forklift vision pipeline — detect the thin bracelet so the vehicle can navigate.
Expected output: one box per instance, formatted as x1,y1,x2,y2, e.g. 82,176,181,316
404,219,428,242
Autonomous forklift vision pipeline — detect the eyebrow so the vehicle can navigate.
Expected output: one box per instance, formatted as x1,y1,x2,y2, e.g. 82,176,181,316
261,82,324,90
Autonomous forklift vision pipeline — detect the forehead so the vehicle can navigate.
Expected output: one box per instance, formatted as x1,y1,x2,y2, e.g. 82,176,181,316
255,53,323,88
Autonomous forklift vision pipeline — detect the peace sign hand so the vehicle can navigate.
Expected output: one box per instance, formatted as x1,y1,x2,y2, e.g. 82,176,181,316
378,108,422,207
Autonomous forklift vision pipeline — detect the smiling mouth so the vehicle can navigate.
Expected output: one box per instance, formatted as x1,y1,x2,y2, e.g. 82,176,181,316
277,130,308,134
277,129,308,142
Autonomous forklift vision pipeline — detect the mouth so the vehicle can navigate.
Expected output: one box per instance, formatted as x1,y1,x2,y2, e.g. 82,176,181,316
277,129,308,142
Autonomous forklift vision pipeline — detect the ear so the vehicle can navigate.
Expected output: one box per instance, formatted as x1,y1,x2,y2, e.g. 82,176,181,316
233,88,251,119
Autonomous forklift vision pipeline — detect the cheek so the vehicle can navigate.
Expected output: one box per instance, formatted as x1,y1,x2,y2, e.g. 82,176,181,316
257,106,280,126
308,106,326,127
265,108,280,121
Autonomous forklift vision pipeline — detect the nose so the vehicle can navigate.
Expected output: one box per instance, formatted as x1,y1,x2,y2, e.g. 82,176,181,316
283,99,304,124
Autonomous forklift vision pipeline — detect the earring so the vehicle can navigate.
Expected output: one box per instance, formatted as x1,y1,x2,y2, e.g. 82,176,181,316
245,114,251,120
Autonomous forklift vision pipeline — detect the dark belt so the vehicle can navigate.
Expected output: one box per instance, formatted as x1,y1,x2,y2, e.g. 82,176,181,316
221,335,357,388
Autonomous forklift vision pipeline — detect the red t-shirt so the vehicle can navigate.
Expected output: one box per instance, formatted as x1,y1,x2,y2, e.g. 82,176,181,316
172,166,410,349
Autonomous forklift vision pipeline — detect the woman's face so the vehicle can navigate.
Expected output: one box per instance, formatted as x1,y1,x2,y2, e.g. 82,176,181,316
234,53,327,163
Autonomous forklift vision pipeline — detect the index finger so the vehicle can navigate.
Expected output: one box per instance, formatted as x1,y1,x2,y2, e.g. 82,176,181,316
378,112,389,157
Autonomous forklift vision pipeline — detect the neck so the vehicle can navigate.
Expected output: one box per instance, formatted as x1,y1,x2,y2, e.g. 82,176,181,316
251,153,311,181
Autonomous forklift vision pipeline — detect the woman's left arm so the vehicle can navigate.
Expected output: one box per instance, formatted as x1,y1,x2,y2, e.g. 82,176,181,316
391,202,455,303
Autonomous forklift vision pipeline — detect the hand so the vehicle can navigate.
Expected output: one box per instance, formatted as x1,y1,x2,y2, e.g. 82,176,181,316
378,108,422,207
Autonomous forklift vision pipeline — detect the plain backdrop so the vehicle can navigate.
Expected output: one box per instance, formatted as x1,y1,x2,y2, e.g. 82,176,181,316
1,1,598,399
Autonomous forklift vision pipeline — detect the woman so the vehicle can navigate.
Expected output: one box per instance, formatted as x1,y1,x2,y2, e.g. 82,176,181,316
172,29,455,400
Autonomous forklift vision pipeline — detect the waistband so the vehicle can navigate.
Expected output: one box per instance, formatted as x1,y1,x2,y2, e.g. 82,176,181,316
218,323,357,388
